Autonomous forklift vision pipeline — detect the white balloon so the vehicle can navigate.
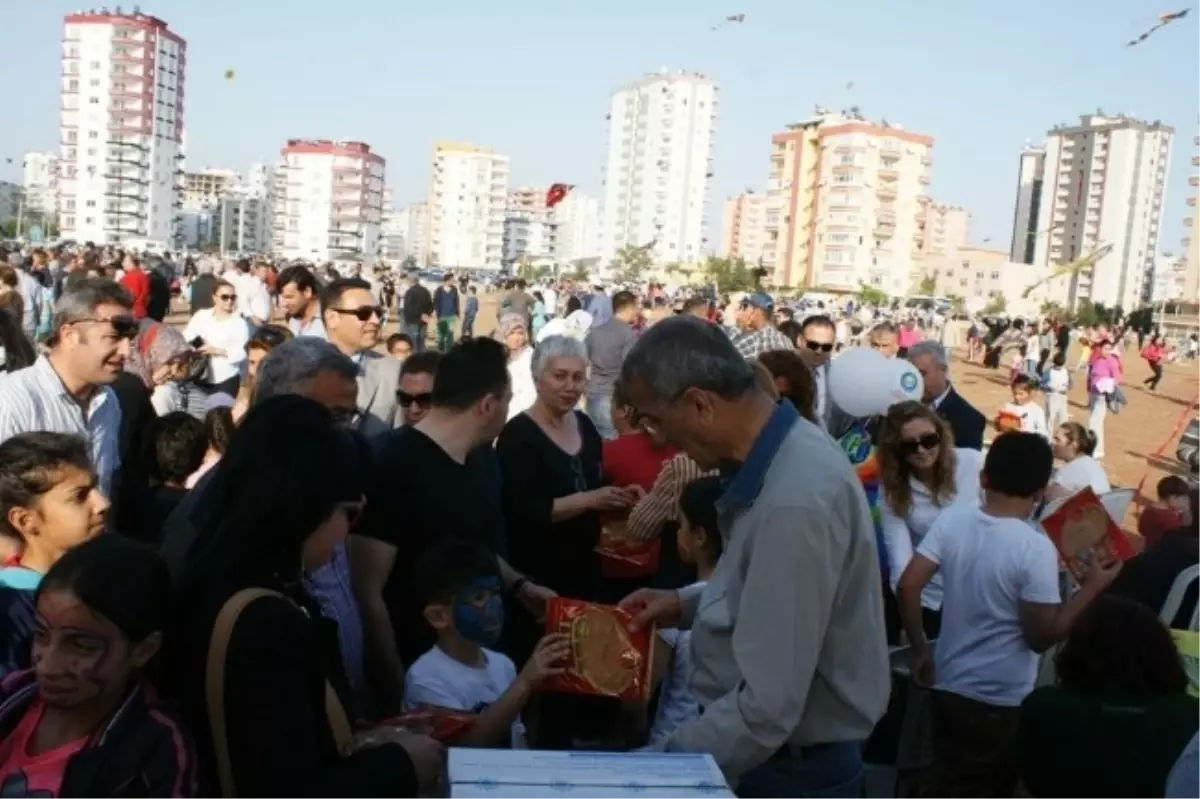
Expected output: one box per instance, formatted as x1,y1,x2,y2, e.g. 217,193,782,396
886,358,925,407
828,347,893,418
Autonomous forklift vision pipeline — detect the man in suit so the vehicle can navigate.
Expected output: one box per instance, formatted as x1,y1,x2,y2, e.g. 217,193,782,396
907,340,986,450
321,276,401,436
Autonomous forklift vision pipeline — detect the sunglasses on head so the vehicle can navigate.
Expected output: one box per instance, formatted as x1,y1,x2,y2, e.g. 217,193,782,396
71,314,138,339
804,340,834,353
331,305,384,322
252,326,288,347
397,390,432,409
896,432,941,456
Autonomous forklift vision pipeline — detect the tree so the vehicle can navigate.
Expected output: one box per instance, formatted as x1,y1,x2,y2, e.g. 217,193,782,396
983,294,1007,315
917,274,938,295
610,245,653,284
568,261,590,282
857,283,889,307
701,256,758,294
1039,300,1067,320
517,262,539,282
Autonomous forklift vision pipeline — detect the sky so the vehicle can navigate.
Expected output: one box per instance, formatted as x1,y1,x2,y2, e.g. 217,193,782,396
2,0,1197,254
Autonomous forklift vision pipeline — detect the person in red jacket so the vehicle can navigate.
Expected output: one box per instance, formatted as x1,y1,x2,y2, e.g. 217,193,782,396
119,252,151,319
1141,334,1169,392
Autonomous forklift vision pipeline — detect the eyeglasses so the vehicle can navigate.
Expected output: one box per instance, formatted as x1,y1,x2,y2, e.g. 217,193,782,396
397,391,432,409
217,293,237,302
896,432,941,456
331,306,384,322
70,315,138,339
804,340,835,353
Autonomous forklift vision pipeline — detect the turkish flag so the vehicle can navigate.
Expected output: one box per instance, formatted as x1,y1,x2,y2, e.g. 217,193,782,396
546,183,573,208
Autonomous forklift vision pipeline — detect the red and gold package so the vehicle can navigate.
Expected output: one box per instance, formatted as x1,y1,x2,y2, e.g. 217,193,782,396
543,597,654,701
1040,487,1136,582
380,708,476,743
995,409,1022,433
596,519,661,579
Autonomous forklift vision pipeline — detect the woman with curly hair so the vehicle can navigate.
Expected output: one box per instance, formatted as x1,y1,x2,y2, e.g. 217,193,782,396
878,400,982,638
1018,594,1198,797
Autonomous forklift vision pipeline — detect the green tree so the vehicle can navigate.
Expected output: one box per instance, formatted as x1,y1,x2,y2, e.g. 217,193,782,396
517,262,538,282
568,261,590,282
610,245,653,284
1125,306,1154,333
916,274,938,295
702,256,758,294
1039,300,1067,320
983,294,1007,315
857,283,889,306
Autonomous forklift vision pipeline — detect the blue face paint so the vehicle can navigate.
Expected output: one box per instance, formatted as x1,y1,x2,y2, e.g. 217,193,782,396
453,576,504,647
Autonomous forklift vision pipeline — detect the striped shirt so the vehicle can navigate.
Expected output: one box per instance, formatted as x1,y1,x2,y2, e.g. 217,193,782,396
626,453,719,541
0,356,122,497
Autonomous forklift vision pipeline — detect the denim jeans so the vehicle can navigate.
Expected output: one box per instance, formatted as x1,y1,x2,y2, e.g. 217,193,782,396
403,322,427,353
586,393,615,440
737,741,863,798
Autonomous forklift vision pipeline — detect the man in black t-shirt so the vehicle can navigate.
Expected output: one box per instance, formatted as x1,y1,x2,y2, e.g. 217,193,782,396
351,338,555,715
401,273,434,353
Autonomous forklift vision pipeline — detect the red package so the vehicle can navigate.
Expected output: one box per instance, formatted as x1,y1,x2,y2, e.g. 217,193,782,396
543,597,654,701
1040,487,1136,581
596,521,661,579
380,708,476,743
995,409,1022,433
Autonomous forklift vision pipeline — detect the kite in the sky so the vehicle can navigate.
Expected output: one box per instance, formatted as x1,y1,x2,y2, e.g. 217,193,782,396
711,13,744,30
1022,243,1114,298
1126,8,1189,46
545,183,573,209
223,69,236,80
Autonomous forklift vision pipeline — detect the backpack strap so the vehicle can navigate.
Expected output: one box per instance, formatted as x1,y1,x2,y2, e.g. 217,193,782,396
206,588,353,797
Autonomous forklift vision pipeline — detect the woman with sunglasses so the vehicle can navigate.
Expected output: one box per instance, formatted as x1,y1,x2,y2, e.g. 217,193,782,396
166,396,440,796
182,279,250,397
878,400,982,639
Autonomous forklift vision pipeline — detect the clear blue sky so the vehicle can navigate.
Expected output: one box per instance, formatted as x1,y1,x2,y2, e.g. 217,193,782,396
2,0,1196,253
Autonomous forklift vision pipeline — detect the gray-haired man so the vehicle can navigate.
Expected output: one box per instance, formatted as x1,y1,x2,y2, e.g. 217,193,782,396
618,316,888,796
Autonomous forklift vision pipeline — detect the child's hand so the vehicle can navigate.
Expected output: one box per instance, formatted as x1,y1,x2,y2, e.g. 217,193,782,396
518,632,571,688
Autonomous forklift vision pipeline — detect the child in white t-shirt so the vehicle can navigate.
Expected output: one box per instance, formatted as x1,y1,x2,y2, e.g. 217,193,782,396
646,476,724,745
403,539,569,748
1041,352,1071,430
896,431,1122,797
1000,375,1049,438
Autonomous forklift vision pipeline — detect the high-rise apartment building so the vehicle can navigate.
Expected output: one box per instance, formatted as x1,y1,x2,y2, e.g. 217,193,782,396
182,168,240,204
554,191,600,265
1009,114,1173,310
762,112,933,293
406,201,429,266
503,186,557,268
720,192,766,263
600,70,717,270
918,203,970,258
275,139,385,262
22,152,60,218
59,9,186,246
1183,133,1198,302
426,141,508,269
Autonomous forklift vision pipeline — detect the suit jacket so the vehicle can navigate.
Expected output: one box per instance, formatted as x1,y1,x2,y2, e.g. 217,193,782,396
814,362,856,439
357,350,401,438
936,385,986,450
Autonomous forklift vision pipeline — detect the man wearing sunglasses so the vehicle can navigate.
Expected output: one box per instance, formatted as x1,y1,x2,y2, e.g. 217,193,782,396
728,292,794,359
797,314,845,436
321,277,401,437
0,278,134,500
397,351,439,426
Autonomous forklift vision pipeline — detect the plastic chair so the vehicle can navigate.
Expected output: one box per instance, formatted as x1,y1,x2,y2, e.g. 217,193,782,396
1161,564,1200,631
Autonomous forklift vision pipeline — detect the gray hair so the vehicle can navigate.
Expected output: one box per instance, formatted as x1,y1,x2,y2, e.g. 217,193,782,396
620,316,755,403
253,337,358,404
906,339,947,366
869,321,897,337
531,335,587,380
50,278,133,345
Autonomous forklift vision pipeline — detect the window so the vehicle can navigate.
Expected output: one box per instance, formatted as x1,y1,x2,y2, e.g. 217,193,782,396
88,97,99,104
86,200,95,208
89,78,100,87
990,271,1000,279
839,154,855,165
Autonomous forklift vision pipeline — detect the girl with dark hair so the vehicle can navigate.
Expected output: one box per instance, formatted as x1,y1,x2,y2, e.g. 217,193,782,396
1018,595,1198,797
166,395,433,797
0,536,197,797
0,296,34,374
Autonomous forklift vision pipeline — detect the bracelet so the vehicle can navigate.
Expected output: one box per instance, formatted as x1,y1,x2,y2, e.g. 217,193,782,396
509,577,528,598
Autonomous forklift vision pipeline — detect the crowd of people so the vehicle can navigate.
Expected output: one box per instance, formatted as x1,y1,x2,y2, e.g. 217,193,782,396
0,243,1195,798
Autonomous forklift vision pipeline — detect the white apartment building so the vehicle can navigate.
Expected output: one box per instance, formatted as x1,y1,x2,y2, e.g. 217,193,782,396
216,191,270,254
503,186,557,268
601,69,717,270
1183,133,1198,302
720,192,766,263
379,191,409,262
59,9,185,246
1149,254,1188,303
22,152,60,218
554,191,600,265
919,204,970,257
0,183,21,227
1011,114,1173,311
916,246,1046,312
762,112,933,293
275,139,385,262
182,168,240,204
406,201,429,266
177,200,216,251
426,142,508,269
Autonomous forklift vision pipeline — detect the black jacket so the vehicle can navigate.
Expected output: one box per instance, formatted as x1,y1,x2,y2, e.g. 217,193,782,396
0,670,198,797
188,274,216,315
936,385,987,450
168,580,416,797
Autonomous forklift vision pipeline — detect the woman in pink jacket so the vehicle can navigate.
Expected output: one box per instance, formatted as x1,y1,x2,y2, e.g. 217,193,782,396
1086,339,1123,459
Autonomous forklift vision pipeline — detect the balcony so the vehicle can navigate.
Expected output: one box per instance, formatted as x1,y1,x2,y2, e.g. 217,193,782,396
103,173,150,188
1187,196,1197,207
880,142,902,158
878,167,899,181
111,47,146,62
876,184,897,200
918,174,931,185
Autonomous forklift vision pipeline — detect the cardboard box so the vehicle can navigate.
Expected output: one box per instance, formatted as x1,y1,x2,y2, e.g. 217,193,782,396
448,748,735,797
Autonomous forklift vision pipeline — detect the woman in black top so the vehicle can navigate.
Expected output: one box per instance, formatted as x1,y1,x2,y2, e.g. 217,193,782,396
496,334,637,747
166,396,438,796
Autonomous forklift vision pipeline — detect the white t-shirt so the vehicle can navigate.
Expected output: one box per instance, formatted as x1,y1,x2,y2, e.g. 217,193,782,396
918,504,1061,707
1044,367,1070,394
182,309,250,384
1000,401,1049,438
403,645,523,747
1052,455,1111,496
649,629,700,746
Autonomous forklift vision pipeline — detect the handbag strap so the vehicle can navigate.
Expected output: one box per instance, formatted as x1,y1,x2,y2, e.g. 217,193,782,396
206,588,354,798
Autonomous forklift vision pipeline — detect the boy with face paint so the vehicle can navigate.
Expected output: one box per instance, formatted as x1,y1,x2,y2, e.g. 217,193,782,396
402,538,570,747
0,433,110,677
